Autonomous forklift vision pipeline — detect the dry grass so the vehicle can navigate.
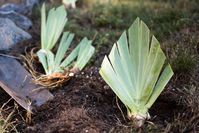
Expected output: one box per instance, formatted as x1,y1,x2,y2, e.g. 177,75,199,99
0,100,18,133
162,25,199,132
164,85,199,133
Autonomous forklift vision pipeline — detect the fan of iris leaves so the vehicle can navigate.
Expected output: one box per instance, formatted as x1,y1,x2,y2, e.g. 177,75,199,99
37,4,94,76
99,18,173,126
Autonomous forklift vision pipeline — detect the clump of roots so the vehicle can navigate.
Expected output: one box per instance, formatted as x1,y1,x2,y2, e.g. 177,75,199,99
20,47,79,89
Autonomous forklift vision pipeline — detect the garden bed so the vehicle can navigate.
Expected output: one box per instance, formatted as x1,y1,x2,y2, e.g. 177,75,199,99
0,0,199,132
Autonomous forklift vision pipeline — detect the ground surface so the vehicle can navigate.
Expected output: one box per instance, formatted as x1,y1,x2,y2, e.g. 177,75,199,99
0,0,199,132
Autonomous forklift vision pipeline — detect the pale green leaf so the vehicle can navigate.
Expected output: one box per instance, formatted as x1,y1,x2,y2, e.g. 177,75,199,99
60,37,91,68
54,32,74,68
117,31,135,90
141,36,166,104
99,56,137,113
46,51,55,75
60,41,80,68
75,39,95,70
146,64,174,108
41,4,46,49
41,4,67,50
37,49,48,74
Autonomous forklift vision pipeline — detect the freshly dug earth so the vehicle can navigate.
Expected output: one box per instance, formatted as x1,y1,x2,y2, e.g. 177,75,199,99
14,26,197,132
0,41,195,133
18,67,180,133
0,36,186,133
25,67,124,133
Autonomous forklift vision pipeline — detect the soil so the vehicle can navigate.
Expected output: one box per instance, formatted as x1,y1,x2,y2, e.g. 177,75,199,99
13,35,185,132
0,24,182,133
5,31,180,133
24,67,122,133
1,41,181,133
20,67,180,133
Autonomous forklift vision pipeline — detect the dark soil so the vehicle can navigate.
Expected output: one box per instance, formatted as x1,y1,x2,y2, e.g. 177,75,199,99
12,66,179,133
24,67,122,133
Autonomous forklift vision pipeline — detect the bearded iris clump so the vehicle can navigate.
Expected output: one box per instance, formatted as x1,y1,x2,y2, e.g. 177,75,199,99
99,18,174,127
37,4,94,76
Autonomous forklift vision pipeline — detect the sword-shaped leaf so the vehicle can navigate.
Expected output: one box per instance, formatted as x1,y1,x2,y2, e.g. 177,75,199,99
37,49,48,74
54,32,74,68
41,4,67,50
74,38,95,70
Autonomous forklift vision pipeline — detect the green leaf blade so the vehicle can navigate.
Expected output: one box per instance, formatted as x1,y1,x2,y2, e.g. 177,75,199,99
54,32,74,68
46,50,55,75
37,49,48,74
75,39,95,70
99,56,137,112
117,31,135,90
41,4,46,49
146,64,174,108
41,4,67,51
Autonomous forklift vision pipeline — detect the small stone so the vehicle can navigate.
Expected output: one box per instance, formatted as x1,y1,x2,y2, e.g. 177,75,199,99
90,71,93,76
0,18,31,51
103,85,109,90
0,11,32,30
69,73,74,77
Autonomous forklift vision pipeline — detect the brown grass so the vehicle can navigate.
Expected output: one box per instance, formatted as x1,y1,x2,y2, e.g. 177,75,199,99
0,99,18,133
